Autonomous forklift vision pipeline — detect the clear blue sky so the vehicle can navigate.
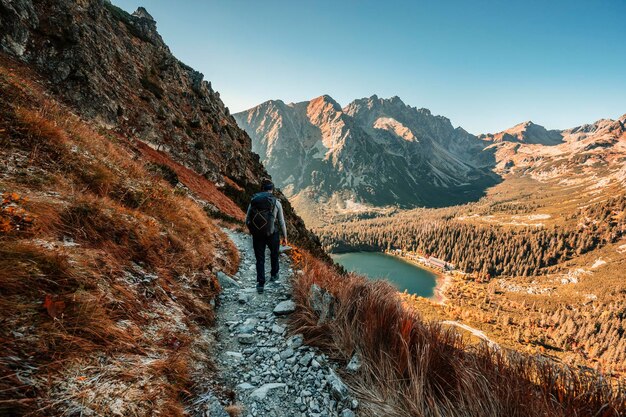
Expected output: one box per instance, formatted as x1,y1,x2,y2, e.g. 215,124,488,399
112,0,625,134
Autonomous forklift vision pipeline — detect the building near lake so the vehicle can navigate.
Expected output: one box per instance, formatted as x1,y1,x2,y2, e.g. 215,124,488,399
427,257,454,271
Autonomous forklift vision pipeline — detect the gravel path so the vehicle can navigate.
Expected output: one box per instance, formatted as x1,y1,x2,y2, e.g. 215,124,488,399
205,230,357,417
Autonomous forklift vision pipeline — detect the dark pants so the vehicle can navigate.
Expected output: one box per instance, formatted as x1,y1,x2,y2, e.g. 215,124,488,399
252,231,279,286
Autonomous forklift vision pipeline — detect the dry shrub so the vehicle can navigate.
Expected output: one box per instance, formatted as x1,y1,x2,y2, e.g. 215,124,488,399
149,353,191,390
0,241,81,299
291,251,626,417
134,139,245,222
12,106,69,163
224,404,244,417
0,242,133,355
60,196,167,265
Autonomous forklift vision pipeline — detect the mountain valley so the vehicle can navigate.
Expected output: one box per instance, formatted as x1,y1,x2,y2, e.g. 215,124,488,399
239,94,626,376
1,0,625,415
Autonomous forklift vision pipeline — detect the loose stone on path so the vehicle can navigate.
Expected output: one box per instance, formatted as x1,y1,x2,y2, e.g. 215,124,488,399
205,229,357,417
273,300,296,316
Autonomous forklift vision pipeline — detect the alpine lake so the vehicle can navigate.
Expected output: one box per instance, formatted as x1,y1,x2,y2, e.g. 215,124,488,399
330,251,438,298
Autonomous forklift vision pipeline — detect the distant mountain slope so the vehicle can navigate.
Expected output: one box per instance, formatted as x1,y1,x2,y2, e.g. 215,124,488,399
487,115,626,178
234,95,499,223
0,0,323,254
479,121,564,145
236,93,625,225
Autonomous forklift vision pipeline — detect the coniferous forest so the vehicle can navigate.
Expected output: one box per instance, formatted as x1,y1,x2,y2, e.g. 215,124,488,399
318,194,626,278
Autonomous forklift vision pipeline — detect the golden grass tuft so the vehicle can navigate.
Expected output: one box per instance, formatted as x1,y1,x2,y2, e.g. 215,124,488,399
224,404,244,417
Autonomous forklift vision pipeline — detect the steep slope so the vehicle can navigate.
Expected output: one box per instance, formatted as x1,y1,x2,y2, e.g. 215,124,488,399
0,0,323,255
0,55,240,416
235,95,499,225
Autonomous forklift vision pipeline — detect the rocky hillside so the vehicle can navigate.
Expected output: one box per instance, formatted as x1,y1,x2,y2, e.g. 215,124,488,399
0,0,323,255
234,95,499,224
486,115,626,178
0,52,242,415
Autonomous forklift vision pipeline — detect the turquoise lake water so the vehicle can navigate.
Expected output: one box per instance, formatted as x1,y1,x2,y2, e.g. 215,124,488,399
331,252,438,298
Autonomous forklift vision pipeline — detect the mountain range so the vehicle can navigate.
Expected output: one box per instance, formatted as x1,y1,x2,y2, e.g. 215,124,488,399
235,96,625,225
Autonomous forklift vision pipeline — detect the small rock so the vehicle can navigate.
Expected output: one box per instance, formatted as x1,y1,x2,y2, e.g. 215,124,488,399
237,333,255,345
327,369,349,401
238,293,251,304
225,351,243,359
272,324,285,334
273,300,296,316
309,284,335,324
346,353,361,373
341,409,356,417
280,347,294,359
236,382,254,390
240,318,258,333
217,271,240,289
288,334,304,349
250,383,287,400
199,393,229,417
299,352,314,366
309,400,320,413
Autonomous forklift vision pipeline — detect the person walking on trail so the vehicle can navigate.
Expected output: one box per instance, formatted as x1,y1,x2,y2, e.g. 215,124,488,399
245,180,288,294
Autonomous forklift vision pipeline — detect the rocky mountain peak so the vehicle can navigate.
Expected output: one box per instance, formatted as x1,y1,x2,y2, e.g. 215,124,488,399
132,6,155,22
235,94,500,224
309,94,341,110
306,95,343,125
480,120,563,146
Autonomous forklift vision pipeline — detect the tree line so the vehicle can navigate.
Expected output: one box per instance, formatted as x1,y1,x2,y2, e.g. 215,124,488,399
318,194,626,278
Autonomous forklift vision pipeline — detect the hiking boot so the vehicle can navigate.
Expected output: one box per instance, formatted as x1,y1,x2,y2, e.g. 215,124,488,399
269,275,278,283
256,284,264,294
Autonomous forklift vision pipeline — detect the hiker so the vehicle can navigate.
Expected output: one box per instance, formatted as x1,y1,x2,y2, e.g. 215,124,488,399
245,180,288,293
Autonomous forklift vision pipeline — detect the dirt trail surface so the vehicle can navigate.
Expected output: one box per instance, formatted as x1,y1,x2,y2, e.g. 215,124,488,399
201,230,358,417
441,321,499,350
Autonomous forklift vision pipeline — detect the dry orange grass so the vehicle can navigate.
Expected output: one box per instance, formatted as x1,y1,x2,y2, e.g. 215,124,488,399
290,251,626,417
0,54,238,415
135,139,246,222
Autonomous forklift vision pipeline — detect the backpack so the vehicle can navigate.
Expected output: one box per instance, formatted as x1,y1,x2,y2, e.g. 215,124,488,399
247,192,277,236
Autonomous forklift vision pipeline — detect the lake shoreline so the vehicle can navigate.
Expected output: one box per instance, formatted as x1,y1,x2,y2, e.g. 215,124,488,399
333,250,449,302
386,252,451,304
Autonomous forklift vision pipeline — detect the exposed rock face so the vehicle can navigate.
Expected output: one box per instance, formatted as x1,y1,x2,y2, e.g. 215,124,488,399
234,94,499,224
479,121,563,145
486,115,626,177
1,0,247,180
0,0,325,255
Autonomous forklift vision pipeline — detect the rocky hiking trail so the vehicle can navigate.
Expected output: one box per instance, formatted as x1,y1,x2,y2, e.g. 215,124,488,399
198,230,358,417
